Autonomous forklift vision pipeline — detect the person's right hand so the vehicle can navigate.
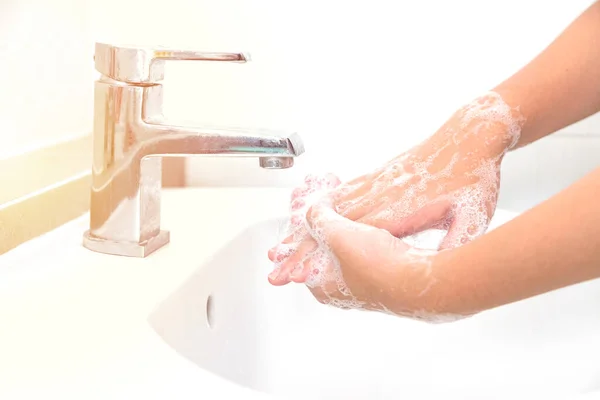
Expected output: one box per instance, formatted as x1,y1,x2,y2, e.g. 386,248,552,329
333,91,526,247
268,91,526,287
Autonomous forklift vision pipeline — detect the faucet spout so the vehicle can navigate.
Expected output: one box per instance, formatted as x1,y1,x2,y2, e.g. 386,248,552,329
82,44,305,257
143,124,304,159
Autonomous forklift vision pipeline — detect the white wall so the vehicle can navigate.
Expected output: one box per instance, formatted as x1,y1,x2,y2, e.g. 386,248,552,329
90,0,600,212
0,0,94,159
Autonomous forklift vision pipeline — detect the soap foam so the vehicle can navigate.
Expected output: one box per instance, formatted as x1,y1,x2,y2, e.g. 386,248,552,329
270,91,525,322
336,91,523,249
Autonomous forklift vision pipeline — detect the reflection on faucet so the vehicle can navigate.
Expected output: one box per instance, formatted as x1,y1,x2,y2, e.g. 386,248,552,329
82,43,304,258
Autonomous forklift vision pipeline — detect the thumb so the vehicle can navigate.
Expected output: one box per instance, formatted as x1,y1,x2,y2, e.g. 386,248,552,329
359,200,450,238
306,202,402,263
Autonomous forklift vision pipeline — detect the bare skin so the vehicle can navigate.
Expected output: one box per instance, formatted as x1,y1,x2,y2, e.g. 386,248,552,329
302,166,600,317
267,1,600,317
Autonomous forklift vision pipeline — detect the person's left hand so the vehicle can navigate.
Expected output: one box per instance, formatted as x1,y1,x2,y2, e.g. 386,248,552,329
285,199,466,322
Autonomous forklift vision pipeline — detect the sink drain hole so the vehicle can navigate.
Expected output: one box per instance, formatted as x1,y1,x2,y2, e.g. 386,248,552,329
206,295,215,329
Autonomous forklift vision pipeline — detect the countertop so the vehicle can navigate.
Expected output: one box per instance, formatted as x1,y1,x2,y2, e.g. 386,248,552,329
1,187,597,400
0,188,293,400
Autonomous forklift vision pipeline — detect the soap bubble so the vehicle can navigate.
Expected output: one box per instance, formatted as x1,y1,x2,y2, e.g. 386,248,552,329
270,91,525,322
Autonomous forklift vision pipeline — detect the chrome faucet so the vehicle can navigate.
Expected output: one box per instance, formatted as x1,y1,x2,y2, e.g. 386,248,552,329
82,43,304,258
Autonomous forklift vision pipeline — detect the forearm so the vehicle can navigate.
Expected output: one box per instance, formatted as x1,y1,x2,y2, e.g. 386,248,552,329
493,1,600,148
437,166,600,315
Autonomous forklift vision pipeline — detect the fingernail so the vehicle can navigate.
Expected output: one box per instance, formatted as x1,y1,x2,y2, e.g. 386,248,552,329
268,272,280,282
268,266,281,280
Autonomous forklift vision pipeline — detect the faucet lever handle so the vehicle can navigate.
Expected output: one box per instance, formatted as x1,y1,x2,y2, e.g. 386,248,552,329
94,42,250,84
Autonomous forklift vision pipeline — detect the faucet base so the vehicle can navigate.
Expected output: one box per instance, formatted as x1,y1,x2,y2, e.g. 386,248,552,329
82,230,171,258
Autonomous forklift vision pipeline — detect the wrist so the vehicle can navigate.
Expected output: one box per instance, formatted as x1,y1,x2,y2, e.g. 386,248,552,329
489,85,536,150
432,91,527,160
382,249,481,323
426,248,485,318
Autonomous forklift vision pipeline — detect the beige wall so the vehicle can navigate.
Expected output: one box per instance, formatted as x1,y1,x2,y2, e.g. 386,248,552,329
1,1,599,254
88,0,599,189
5,0,595,161
0,0,94,156
0,0,189,254
0,1,94,253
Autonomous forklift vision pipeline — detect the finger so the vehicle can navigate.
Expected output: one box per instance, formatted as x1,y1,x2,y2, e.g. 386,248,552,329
267,242,298,262
334,170,397,219
277,229,301,247
332,173,376,210
290,213,304,227
290,197,306,211
359,200,451,238
337,191,384,221
323,172,342,187
336,178,397,221
334,177,398,220
304,173,342,191
328,182,357,202
280,216,309,244
303,173,319,185
268,238,318,286
303,251,361,308
291,186,310,201
284,173,342,237
439,202,491,250
343,168,375,187
334,187,371,214
269,182,326,265
267,228,308,277
289,257,312,283
267,265,293,286
291,174,319,201
289,173,342,223
306,285,331,304
306,203,396,263
270,174,341,276
291,172,336,203
289,245,336,283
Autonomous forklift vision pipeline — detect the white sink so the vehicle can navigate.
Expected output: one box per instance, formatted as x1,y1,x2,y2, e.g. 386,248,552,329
2,188,600,399
148,208,600,400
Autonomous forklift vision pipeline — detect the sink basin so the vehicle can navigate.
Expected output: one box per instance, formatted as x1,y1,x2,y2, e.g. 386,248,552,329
149,208,600,400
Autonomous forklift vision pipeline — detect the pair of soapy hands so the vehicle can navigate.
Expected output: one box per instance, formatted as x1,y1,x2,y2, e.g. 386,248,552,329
266,92,525,321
